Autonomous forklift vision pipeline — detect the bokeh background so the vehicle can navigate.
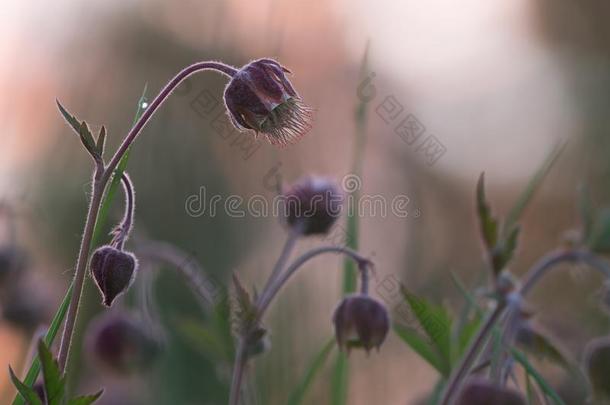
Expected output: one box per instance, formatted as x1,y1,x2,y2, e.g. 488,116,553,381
1,0,610,404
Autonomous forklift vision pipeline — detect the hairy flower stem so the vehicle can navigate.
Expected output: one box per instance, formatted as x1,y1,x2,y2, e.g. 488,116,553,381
57,61,237,372
228,246,371,405
440,248,610,404
256,246,371,322
229,338,247,405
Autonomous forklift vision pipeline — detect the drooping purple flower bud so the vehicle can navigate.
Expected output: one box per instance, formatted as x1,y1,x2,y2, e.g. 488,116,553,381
456,378,526,405
332,294,390,353
282,176,343,235
223,58,312,146
90,245,137,307
0,246,27,286
86,312,160,374
584,336,610,402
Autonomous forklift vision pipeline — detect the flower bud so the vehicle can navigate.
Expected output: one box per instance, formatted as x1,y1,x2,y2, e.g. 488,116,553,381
456,378,526,405
584,336,610,401
332,294,390,353
90,245,137,307
223,58,312,146
282,176,343,236
0,246,27,286
86,312,160,374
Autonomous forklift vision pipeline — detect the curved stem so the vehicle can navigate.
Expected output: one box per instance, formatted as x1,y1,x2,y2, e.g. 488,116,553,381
229,338,247,405
440,301,507,405
102,61,236,184
57,60,237,372
520,248,610,296
257,225,303,307
112,173,135,250
440,248,610,404
136,240,216,313
256,246,370,323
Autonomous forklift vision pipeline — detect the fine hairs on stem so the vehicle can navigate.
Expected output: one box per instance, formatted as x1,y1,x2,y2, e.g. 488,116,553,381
440,248,610,405
111,173,135,251
228,245,372,405
57,61,238,371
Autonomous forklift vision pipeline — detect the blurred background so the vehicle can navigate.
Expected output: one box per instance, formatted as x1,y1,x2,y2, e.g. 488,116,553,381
1,0,610,404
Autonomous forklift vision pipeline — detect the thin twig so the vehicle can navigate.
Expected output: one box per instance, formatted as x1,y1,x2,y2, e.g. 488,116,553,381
229,338,247,405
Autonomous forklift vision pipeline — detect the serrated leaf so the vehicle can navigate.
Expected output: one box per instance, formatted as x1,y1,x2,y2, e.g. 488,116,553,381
503,141,566,236
516,324,570,369
96,126,106,156
394,324,449,377
231,274,257,335
9,366,42,405
512,348,567,405
477,173,499,250
12,282,73,405
400,285,452,371
287,338,335,405
38,340,65,405
66,390,103,405
56,100,81,134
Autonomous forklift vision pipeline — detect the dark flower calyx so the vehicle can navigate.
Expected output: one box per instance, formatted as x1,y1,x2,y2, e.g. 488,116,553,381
90,245,137,307
282,176,343,236
332,293,389,353
224,58,312,146
86,312,160,374
584,336,610,401
456,378,526,405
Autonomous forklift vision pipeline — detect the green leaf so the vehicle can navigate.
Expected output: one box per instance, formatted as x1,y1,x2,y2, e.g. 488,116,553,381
231,273,257,335
9,366,42,405
37,340,65,405
588,208,610,253
400,285,452,371
66,390,103,405
394,324,448,377
332,43,371,405
331,352,349,405
12,282,73,405
516,325,570,369
476,172,499,250
512,348,567,405
56,100,81,134
491,225,521,274
503,141,566,236
96,126,106,156
92,84,148,247
287,338,335,405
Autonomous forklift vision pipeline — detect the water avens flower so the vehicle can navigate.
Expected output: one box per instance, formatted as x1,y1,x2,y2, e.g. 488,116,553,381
584,336,610,401
86,312,160,374
90,245,137,307
332,293,389,353
224,58,312,146
456,379,525,405
282,176,343,235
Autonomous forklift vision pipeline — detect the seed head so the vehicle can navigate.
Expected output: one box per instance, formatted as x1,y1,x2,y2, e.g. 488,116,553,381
86,312,160,374
584,336,610,401
282,176,343,235
224,58,312,146
456,378,526,405
332,294,390,353
90,245,137,307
